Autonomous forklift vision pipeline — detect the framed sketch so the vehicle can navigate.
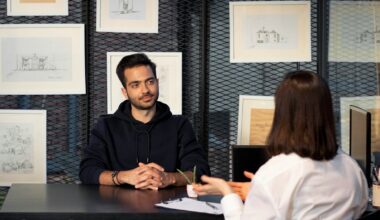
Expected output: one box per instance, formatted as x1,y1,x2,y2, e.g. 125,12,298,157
0,109,46,186
340,96,380,153
107,52,182,114
237,95,274,145
7,0,69,16
230,1,311,63
329,1,380,62
97,0,159,33
0,24,86,95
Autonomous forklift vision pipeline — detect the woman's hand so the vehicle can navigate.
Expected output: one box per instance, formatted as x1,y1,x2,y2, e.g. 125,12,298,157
193,175,233,196
227,171,254,201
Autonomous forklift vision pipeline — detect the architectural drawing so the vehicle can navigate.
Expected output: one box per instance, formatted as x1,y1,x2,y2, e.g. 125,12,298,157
252,26,286,47
0,124,34,174
230,2,311,62
2,37,72,82
98,0,157,33
118,0,134,14
356,26,380,44
111,0,139,16
157,65,169,101
16,53,56,71
329,1,380,62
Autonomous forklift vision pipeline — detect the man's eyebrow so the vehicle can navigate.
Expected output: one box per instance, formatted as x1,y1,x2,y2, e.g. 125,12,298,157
127,80,140,85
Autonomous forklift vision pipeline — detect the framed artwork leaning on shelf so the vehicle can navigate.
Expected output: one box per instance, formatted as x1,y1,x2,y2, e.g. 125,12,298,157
107,52,182,114
237,95,274,145
0,109,46,186
340,96,380,153
7,0,68,16
0,24,86,95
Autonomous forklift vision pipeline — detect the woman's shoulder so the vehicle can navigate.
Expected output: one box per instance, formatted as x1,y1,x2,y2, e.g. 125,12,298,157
254,153,305,181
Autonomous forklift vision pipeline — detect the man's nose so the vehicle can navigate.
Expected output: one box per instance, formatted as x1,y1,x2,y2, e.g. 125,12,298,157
141,82,149,93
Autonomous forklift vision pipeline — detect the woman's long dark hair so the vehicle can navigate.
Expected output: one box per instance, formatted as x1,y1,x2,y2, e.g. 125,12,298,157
266,70,338,160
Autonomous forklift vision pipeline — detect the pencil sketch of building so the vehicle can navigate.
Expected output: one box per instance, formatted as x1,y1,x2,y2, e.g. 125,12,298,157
0,124,33,174
254,27,285,45
356,26,380,44
157,65,169,100
16,53,56,71
118,0,135,14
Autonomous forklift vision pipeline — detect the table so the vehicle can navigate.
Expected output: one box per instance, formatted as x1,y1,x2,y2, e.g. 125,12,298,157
0,184,223,220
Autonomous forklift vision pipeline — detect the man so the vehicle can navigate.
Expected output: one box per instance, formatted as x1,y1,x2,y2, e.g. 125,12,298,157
80,53,210,190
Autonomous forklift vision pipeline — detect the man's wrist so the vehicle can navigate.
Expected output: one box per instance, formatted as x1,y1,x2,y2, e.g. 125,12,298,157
117,170,130,185
164,172,176,186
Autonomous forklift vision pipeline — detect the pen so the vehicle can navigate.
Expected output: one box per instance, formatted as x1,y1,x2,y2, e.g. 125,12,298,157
205,201,218,210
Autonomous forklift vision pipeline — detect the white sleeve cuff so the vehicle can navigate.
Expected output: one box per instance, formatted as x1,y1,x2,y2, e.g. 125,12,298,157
221,193,244,220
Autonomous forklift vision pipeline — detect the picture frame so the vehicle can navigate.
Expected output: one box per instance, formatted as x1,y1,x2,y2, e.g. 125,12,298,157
107,52,182,114
7,0,69,16
0,24,86,95
237,95,274,145
329,1,380,62
340,96,380,153
96,0,159,33
229,1,311,63
0,109,46,186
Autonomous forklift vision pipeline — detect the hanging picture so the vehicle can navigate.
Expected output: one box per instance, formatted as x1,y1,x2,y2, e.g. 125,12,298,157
230,1,311,63
97,0,159,33
237,95,274,145
329,1,380,62
0,24,86,95
107,52,182,114
340,96,380,153
0,109,46,186
7,0,69,16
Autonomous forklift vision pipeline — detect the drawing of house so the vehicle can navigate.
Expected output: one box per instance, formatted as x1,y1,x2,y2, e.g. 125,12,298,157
16,53,56,71
357,26,380,44
256,27,282,44
119,0,134,14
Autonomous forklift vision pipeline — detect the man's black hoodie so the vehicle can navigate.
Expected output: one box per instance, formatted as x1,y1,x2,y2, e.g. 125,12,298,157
79,100,210,184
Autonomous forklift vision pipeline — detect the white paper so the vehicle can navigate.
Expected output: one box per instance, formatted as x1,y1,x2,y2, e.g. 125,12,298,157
155,197,223,215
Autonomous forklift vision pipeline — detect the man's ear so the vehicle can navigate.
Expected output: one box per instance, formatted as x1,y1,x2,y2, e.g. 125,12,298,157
121,87,129,100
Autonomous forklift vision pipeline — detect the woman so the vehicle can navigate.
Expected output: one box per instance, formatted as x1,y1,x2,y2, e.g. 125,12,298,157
194,70,368,219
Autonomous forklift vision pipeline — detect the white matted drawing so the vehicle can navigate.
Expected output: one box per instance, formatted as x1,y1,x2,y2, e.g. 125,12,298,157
107,52,182,114
340,96,380,153
0,109,46,186
7,0,68,16
237,95,274,145
329,1,380,62
230,1,311,63
0,24,85,95
97,0,158,33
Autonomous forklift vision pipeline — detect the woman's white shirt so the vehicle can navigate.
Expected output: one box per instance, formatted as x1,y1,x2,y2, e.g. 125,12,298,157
221,150,368,220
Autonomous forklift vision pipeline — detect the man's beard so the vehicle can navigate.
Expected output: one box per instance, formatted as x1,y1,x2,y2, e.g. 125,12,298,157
129,93,159,110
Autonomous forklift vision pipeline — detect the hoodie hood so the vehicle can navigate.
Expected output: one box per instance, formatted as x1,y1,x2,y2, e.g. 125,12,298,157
113,100,172,125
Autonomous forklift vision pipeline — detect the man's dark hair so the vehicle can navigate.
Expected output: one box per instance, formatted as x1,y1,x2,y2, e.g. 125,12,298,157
116,53,157,87
266,70,338,160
